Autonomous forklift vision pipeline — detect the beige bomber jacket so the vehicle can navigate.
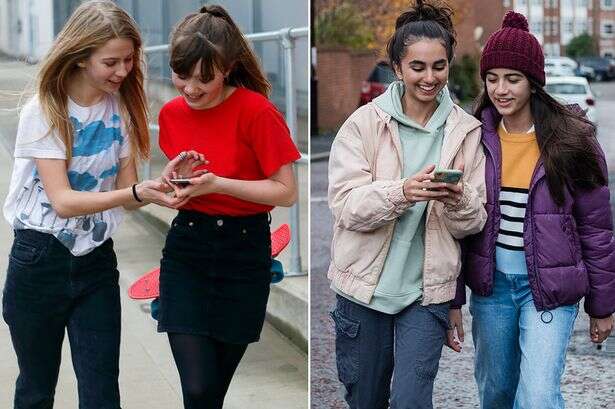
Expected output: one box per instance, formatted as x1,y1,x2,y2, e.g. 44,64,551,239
327,101,487,306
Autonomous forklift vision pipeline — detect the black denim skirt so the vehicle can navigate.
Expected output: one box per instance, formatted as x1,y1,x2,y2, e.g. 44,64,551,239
157,210,272,344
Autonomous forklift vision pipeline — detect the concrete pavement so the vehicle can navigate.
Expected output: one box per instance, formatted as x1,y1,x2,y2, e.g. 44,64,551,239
0,55,307,408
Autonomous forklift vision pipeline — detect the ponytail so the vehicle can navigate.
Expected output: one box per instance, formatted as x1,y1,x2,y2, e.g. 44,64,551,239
169,4,271,97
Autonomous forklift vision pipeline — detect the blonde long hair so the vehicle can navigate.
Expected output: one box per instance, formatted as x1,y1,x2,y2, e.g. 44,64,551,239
169,4,271,97
37,0,149,162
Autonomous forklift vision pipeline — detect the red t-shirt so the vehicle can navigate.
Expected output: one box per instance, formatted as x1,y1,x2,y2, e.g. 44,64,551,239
158,87,301,216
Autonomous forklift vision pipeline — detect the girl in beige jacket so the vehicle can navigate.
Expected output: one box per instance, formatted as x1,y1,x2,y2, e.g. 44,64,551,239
327,1,487,408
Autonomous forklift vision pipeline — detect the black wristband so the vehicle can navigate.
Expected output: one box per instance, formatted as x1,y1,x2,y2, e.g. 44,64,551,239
132,183,143,203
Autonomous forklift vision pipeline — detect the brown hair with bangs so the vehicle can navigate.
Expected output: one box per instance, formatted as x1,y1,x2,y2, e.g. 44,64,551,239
169,4,271,97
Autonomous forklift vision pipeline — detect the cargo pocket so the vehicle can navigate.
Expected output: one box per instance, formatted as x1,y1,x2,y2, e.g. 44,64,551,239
330,309,360,385
415,303,449,381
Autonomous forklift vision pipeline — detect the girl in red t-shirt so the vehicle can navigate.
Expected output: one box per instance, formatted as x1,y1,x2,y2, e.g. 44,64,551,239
156,5,300,408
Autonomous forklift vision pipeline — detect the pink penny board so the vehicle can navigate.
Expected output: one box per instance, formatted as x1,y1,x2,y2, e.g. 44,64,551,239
128,224,291,300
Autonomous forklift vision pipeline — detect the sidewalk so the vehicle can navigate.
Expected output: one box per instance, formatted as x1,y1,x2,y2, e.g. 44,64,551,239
0,57,307,408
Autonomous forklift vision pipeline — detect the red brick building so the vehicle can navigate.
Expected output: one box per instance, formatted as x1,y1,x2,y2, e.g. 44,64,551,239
454,0,615,57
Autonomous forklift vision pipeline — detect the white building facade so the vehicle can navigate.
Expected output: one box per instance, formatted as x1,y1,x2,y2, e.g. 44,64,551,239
512,0,614,57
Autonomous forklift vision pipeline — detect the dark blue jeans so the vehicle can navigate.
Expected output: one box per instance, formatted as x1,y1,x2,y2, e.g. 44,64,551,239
331,294,449,409
2,229,121,409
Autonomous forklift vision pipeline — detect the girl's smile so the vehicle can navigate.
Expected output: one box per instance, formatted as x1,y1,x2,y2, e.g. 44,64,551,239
171,59,230,110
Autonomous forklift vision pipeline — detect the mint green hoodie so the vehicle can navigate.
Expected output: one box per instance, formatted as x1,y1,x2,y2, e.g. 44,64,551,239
362,81,453,314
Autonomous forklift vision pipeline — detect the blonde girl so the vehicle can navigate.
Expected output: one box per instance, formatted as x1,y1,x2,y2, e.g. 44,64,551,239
2,1,191,407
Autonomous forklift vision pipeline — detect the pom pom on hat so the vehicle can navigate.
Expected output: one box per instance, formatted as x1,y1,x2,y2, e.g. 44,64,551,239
502,11,529,31
479,11,545,85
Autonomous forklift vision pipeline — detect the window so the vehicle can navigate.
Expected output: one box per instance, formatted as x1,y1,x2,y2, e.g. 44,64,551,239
578,0,588,6
545,83,588,95
518,0,527,6
543,43,561,56
503,0,511,6
566,20,574,34
532,0,542,5
532,21,543,34
603,22,614,36
603,0,615,9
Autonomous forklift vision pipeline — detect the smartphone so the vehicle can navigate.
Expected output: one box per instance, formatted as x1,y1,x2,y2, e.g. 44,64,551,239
432,169,463,184
169,178,192,186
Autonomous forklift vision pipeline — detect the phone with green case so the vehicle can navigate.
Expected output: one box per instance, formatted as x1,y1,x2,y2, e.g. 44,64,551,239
432,169,463,184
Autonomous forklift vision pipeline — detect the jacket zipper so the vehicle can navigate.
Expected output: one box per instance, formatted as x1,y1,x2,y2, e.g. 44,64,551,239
425,121,474,221
525,161,546,311
482,138,500,295
422,120,478,299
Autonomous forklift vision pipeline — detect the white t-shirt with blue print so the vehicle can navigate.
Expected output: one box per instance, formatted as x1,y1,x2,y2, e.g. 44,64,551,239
3,94,131,256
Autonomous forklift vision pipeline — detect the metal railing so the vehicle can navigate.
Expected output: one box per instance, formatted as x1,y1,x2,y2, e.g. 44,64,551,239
142,26,308,276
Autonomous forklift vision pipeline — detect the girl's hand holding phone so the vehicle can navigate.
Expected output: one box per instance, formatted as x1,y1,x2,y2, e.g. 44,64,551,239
403,164,450,203
433,164,465,208
161,150,208,189
171,170,218,199
136,179,191,209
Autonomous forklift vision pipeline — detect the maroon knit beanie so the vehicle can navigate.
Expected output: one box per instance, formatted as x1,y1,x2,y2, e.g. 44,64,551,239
480,11,545,85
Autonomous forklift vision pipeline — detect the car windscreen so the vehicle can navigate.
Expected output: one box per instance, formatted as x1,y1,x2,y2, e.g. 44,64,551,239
545,83,587,95
368,64,397,84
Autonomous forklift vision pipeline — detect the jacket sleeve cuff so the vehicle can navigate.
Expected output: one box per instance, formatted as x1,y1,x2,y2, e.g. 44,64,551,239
589,313,613,319
584,297,615,319
387,179,414,213
450,272,466,308
443,181,472,215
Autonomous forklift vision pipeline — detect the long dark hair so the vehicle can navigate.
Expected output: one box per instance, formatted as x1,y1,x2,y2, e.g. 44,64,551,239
474,79,606,205
386,0,456,70
169,4,271,97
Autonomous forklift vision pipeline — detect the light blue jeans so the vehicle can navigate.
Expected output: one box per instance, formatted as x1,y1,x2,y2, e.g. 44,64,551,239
469,271,578,409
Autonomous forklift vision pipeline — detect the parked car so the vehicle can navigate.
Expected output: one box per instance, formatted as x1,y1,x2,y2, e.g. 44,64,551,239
545,76,597,124
545,56,595,81
359,61,397,106
575,64,596,81
576,57,615,81
358,61,461,106
545,61,576,77
545,57,577,75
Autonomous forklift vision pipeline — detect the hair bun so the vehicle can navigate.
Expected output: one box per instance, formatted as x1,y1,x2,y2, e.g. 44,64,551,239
199,5,225,18
502,11,529,31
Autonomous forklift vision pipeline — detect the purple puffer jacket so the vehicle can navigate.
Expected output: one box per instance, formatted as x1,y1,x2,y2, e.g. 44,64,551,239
452,107,615,318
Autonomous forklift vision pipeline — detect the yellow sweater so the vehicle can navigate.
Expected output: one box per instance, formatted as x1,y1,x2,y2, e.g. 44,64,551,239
496,122,540,274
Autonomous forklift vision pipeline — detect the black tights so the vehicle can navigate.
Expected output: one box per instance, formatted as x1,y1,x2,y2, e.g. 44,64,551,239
168,333,248,409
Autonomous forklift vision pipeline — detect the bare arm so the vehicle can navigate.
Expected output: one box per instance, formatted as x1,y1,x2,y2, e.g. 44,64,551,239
115,157,144,211
36,158,184,218
173,163,297,207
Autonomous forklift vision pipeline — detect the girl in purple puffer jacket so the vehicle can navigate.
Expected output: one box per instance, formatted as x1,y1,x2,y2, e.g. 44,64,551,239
449,11,615,409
